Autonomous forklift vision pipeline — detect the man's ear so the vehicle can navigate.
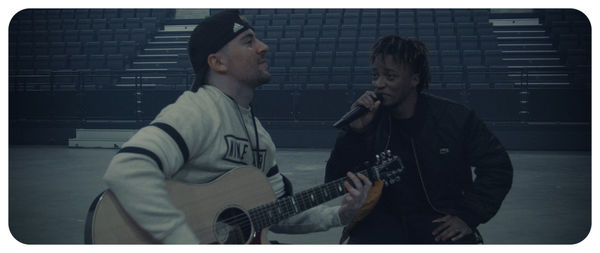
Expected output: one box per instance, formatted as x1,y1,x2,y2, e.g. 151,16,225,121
207,53,228,73
411,73,420,88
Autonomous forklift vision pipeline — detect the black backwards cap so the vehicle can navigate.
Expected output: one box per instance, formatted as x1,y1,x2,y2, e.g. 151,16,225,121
188,10,253,91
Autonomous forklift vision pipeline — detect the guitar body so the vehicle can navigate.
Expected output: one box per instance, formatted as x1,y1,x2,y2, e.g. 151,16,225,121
87,167,275,244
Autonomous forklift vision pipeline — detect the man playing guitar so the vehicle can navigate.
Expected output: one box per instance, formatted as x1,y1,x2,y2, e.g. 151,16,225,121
100,10,372,244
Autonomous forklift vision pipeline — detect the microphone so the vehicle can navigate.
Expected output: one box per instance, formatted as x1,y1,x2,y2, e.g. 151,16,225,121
332,93,383,129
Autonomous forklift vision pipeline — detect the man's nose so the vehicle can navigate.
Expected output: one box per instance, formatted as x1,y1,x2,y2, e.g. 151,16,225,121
257,39,269,55
373,77,385,88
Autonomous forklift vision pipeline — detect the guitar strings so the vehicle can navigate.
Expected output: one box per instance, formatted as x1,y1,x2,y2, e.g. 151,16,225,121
187,170,378,242
185,161,398,243
191,178,349,239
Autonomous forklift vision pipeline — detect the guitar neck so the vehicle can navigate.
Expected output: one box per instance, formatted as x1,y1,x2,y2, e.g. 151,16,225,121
249,168,374,231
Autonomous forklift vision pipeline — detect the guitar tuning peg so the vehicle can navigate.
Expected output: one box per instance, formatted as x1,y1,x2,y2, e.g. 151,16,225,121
375,154,381,163
386,150,392,157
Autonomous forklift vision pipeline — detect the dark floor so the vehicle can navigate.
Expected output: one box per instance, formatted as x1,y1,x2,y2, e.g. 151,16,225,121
7,146,592,244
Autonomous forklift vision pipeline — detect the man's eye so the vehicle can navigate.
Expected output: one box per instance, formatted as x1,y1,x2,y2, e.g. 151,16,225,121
371,73,379,80
386,74,396,80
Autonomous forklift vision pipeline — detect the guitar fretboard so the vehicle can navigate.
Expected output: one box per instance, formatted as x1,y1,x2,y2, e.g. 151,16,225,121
248,168,374,231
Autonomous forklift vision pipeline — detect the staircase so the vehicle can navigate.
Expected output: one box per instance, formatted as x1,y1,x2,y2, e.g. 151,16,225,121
113,10,207,89
490,15,570,87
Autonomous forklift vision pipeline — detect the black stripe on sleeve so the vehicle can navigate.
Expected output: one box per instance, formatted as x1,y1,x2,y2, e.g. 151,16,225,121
266,165,279,177
118,147,164,172
151,122,190,163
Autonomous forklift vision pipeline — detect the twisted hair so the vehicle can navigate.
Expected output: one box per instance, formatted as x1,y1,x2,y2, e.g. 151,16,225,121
370,35,431,92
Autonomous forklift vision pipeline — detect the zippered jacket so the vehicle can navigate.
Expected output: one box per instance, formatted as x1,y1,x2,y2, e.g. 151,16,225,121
325,92,513,241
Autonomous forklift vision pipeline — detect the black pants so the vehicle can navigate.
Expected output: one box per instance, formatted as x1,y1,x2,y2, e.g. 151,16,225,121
348,213,483,244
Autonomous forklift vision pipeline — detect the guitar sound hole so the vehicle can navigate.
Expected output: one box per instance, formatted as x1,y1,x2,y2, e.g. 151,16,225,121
215,207,252,244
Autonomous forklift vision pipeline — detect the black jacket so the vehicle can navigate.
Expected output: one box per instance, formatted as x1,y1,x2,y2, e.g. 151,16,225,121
325,92,513,243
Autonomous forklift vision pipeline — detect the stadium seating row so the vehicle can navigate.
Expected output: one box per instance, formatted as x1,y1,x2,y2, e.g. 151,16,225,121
10,28,149,44
265,49,503,68
10,54,128,72
261,35,498,53
11,41,139,57
11,17,160,32
235,9,491,24
249,22,495,39
13,9,174,21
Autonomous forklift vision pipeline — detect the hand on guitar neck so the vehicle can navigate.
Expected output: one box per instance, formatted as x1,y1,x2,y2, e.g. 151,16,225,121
338,172,372,225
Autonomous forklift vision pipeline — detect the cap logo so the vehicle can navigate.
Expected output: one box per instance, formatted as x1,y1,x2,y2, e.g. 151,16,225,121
233,23,244,33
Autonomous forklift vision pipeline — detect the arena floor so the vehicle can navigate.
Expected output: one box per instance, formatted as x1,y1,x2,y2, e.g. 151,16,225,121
7,146,592,245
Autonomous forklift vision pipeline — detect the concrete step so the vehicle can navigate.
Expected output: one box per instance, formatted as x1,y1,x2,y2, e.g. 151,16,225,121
501,50,560,59
506,72,571,82
143,48,188,54
498,43,555,50
505,65,568,70
154,35,191,42
131,61,181,68
135,54,182,62
502,57,562,66
496,36,552,44
492,23,543,30
493,30,547,37
147,41,188,48
160,26,196,33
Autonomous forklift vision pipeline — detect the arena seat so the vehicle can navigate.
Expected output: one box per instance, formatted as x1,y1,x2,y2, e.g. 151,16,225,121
272,14,289,26
314,51,333,67
325,13,342,25
317,37,336,51
434,9,453,23
337,38,356,51
437,23,455,36
290,13,306,25
340,25,358,37
439,35,458,50
279,38,297,52
298,37,317,51
293,52,313,66
459,35,479,49
308,67,330,86
397,10,415,24
380,10,397,24
302,25,320,37
284,25,302,38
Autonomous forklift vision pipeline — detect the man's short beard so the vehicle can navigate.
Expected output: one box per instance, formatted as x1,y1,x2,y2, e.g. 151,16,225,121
247,72,272,88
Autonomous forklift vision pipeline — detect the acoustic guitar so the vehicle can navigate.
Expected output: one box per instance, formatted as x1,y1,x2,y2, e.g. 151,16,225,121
85,151,403,244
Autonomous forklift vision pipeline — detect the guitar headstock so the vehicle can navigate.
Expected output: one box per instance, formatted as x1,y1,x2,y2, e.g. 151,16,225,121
370,150,404,186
